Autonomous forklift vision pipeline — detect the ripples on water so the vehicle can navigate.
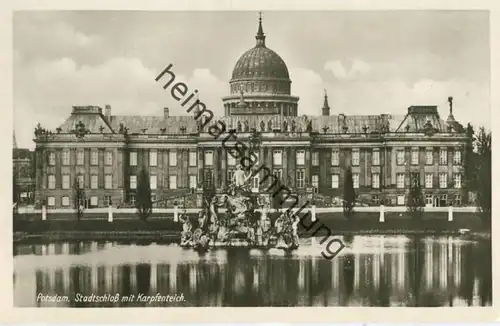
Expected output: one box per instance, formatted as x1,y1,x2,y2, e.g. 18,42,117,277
13,235,491,307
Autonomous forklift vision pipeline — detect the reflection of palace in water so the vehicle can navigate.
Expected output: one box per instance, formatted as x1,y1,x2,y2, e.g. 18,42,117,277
13,236,491,307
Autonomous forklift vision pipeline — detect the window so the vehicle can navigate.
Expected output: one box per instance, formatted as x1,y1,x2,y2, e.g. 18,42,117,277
151,195,157,207
353,173,359,189
352,150,360,166
453,195,462,206
48,175,56,189
189,175,197,189
90,196,98,207
77,175,84,189
425,173,433,188
91,175,98,189
296,150,305,166
91,151,98,165
169,151,177,166
396,150,405,165
273,168,283,181
425,150,433,165
62,151,70,165
47,197,55,207
331,150,339,166
77,151,84,165
103,195,112,207
453,150,462,165
149,151,157,166
227,153,236,166
453,173,462,188
129,195,136,206
372,149,380,166
439,173,447,188
410,173,420,187
312,175,319,192
296,169,305,188
169,175,177,189
62,175,70,189
105,175,112,189
372,173,380,189
204,151,213,166
252,175,260,191
411,149,419,165
189,151,197,167
312,152,319,166
130,175,137,189
438,194,448,207
439,149,448,165
371,195,380,205
425,194,433,206
397,195,405,206
62,196,70,207
331,174,339,188
105,152,113,166
130,152,137,166
273,150,282,165
150,175,157,190
396,173,405,189
48,152,56,166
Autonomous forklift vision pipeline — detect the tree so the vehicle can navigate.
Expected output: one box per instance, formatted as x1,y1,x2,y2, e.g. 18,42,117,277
407,174,425,220
136,168,153,221
13,172,19,204
73,177,85,221
475,127,491,221
462,123,476,202
343,166,356,218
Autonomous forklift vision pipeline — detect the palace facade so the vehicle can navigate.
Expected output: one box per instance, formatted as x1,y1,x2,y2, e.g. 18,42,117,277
32,16,469,209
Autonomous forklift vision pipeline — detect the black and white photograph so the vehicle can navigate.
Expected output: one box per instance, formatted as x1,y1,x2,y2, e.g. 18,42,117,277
10,7,493,315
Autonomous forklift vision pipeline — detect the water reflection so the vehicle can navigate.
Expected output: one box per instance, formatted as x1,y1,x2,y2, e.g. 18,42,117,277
13,235,491,307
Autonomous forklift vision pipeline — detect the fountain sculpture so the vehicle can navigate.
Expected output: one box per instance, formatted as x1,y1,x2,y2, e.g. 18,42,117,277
179,165,300,251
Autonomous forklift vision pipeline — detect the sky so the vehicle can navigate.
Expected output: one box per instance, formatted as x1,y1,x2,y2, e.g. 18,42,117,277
13,10,490,149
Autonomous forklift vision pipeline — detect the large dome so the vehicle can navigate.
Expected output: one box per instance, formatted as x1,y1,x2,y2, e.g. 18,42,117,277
231,46,290,80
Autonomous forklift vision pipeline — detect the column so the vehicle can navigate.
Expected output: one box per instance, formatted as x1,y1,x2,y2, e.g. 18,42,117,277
305,148,311,187
290,147,296,188
213,148,219,188
221,149,227,188
197,148,204,186
282,147,288,186
266,147,273,187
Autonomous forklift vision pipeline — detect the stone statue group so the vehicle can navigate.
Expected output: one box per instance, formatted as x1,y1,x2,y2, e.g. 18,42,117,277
179,165,300,251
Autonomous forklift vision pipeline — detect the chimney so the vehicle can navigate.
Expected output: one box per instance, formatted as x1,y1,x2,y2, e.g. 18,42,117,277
164,107,170,118
105,104,111,119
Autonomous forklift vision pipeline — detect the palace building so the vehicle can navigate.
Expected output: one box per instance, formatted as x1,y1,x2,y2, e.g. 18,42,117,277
33,16,468,209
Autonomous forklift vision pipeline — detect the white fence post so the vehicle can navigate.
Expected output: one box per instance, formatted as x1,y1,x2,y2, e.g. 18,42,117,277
448,205,453,222
108,204,113,222
311,204,317,222
42,205,47,221
174,205,179,222
379,204,385,223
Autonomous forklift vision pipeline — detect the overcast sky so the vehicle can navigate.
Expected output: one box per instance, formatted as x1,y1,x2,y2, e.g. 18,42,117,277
13,10,490,149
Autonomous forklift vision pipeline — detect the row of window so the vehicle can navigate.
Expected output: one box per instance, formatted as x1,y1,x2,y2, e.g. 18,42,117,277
47,148,463,168
326,172,461,189
47,174,195,190
47,171,462,191
48,151,114,166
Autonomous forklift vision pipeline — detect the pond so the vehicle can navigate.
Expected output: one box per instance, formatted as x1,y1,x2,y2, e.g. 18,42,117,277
13,235,491,307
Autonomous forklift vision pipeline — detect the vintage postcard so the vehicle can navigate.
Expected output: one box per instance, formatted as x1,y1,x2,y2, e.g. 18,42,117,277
1,0,498,323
